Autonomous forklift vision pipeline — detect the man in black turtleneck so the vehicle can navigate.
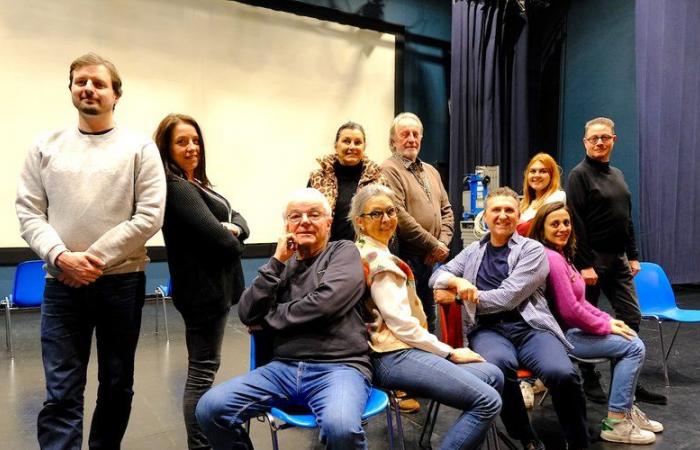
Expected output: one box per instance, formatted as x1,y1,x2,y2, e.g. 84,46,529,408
567,116,667,406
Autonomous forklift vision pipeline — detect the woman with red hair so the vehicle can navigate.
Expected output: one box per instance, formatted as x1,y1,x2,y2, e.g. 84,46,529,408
517,152,566,236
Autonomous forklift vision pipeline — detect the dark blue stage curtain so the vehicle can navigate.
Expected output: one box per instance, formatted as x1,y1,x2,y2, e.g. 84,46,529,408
449,0,529,251
636,0,700,283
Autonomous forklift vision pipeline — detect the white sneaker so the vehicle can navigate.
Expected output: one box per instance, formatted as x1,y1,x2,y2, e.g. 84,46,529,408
601,416,656,445
631,404,664,433
520,381,534,409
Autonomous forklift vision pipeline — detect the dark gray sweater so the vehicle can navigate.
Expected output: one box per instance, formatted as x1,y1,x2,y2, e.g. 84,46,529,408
239,240,371,379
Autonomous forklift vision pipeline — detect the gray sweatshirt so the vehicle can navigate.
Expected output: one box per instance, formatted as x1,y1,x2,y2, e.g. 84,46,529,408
238,240,372,379
16,126,166,275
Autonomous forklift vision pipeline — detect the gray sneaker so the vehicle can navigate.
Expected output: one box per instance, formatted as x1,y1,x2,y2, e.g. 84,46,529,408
631,404,664,433
600,416,656,445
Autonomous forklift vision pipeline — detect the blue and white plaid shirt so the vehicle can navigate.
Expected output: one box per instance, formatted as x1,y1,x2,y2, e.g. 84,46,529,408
430,232,571,350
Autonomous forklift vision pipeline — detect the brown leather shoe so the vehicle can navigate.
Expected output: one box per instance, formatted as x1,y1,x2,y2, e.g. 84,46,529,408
398,397,421,413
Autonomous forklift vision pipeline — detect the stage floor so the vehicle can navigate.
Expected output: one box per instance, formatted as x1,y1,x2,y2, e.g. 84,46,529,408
2,285,698,449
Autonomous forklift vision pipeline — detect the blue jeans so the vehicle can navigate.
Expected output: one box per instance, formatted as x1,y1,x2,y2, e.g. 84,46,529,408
400,254,436,333
470,319,589,448
196,361,371,450
566,328,645,413
38,272,146,450
373,349,503,450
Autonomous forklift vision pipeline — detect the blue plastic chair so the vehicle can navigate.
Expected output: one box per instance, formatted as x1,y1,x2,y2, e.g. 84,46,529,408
154,279,171,341
248,331,401,450
2,260,46,353
634,262,700,386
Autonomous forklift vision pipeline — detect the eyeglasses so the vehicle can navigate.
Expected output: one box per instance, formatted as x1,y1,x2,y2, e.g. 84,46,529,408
584,135,614,144
360,207,398,220
287,211,327,224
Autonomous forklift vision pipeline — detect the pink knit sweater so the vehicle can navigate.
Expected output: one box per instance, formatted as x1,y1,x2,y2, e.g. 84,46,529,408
545,248,611,335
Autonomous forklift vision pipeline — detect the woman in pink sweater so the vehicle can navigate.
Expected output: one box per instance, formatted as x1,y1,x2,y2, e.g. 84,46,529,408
529,202,663,445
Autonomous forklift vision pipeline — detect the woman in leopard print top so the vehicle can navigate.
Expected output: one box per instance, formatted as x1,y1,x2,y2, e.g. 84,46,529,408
308,121,386,242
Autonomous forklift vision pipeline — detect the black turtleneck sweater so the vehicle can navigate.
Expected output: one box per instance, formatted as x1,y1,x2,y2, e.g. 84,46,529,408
566,156,639,269
330,161,363,242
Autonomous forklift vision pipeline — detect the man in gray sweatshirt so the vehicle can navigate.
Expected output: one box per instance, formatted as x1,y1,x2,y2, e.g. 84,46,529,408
196,188,371,450
15,53,166,450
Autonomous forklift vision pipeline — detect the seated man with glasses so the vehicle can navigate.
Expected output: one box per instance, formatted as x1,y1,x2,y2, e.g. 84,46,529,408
196,188,372,450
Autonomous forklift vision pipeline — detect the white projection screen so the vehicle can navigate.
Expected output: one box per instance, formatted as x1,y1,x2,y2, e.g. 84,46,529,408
1,0,396,248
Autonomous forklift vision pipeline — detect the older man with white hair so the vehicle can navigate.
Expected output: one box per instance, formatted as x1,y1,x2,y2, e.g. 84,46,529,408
382,112,454,335
196,188,372,450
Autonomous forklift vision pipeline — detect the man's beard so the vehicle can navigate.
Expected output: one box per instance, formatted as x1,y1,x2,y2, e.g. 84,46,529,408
79,105,100,115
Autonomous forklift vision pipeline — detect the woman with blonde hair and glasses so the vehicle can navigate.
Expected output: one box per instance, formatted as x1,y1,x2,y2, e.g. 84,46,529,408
350,184,503,449
517,152,566,236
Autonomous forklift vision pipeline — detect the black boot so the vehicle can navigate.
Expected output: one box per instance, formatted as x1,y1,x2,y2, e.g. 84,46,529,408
635,383,668,405
579,364,607,404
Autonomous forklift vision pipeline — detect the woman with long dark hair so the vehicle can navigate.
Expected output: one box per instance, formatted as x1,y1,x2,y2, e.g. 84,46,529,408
529,202,662,445
154,114,249,449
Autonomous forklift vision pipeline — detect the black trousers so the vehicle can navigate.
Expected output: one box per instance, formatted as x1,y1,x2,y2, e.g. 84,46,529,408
585,250,642,332
182,310,228,450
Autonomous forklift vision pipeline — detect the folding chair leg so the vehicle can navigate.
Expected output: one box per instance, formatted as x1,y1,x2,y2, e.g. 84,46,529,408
385,407,395,450
268,418,280,450
665,322,682,362
656,320,670,386
4,302,13,354
154,293,160,334
419,399,440,449
485,422,501,450
496,429,520,450
161,295,170,341
269,427,279,450
389,393,406,450
537,387,549,406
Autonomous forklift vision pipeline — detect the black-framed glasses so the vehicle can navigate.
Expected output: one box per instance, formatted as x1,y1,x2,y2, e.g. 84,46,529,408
584,135,614,144
360,207,398,220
